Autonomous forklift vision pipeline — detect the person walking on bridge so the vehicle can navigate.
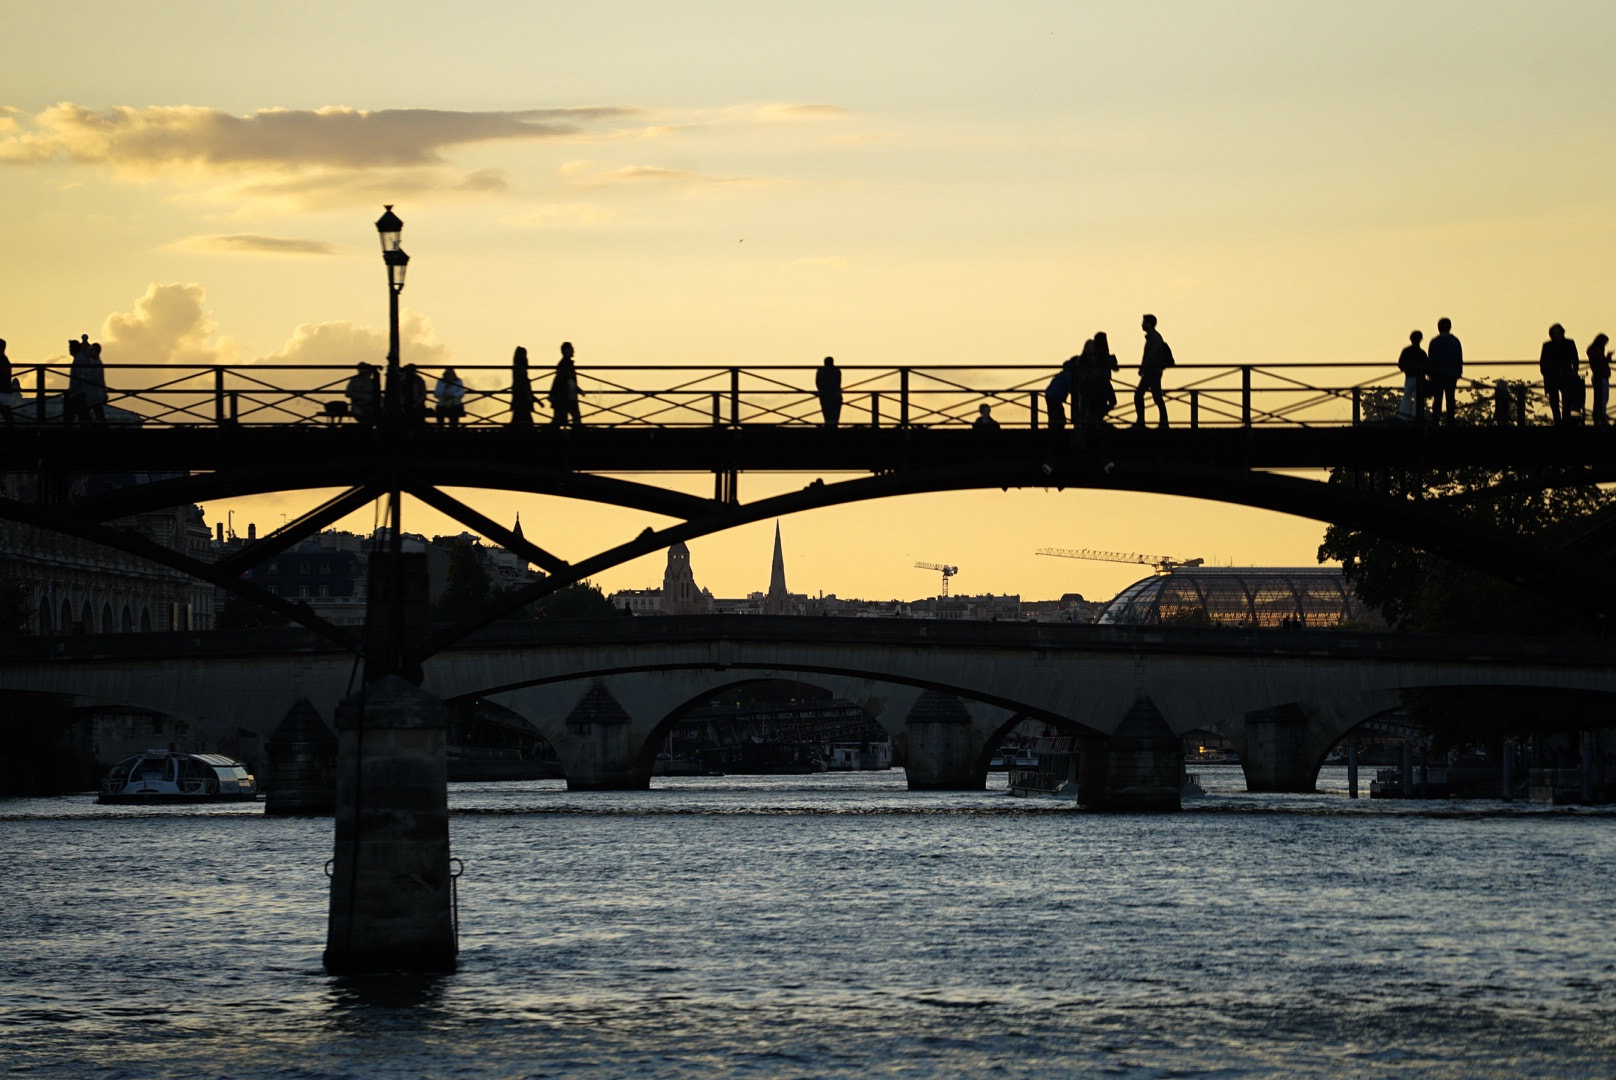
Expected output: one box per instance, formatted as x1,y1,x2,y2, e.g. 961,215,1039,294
0,338,12,428
434,367,465,426
1427,317,1462,422
1396,330,1426,421
1045,355,1076,430
1588,333,1611,427
1540,324,1580,424
815,356,843,428
345,362,379,426
1133,314,1173,428
509,346,533,427
1078,332,1118,427
548,341,582,427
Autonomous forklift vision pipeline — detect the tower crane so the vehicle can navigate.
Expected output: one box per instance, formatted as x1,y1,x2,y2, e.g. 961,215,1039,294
914,561,959,596
1035,547,1203,575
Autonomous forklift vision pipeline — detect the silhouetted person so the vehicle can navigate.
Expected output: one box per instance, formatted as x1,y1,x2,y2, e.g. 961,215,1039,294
402,364,428,423
1427,317,1462,422
973,403,1000,431
1045,356,1076,430
1588,334,1611,427
1133,314,1173,428
434,367,465,426
1493,380,1514,426
66,336,107,426
345,362,379,426
1078,333,1118,427
84,342,107,424
1396,330,1426,421
548,341,581,427
816,356,842,428
1540,323,1579,424
0,338,12,427
510,346,533,427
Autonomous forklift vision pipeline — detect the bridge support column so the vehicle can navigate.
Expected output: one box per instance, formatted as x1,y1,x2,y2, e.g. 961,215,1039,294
324,676,456,975
904,691,984,790
1079,697,1181,811
264,698,337,816
1241,703,1318,793
561,683,652,790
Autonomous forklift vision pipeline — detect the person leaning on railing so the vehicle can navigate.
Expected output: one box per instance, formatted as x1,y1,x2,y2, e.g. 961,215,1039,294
434,367,465,426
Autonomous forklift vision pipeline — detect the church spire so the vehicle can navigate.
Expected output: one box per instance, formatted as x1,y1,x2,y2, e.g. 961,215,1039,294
512,512,524,541
764,521,790,614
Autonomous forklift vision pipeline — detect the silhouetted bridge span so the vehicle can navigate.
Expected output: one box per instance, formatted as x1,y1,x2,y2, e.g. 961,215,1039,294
6,617,1612,794
7,392,1616,647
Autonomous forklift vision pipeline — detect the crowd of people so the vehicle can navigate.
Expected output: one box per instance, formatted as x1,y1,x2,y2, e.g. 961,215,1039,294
10,318,1616,431
1037,315,1173,432
341,341,584,428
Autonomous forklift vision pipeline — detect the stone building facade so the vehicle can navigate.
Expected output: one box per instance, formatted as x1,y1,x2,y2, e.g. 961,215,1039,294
0,471,216,635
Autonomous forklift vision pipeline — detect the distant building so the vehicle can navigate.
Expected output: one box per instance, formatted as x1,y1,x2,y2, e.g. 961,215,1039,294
909,593,1022,621
763,522,795,615
0,470,215,634
1096,566,1378,629
213,524,538,627
661,541,714,615
1022,593,1106,624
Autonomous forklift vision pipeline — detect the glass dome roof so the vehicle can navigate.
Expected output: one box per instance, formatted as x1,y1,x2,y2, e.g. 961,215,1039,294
1096,567,1378,629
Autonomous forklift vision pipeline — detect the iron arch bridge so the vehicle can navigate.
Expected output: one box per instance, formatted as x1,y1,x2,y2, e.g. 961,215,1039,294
2,358,1615,666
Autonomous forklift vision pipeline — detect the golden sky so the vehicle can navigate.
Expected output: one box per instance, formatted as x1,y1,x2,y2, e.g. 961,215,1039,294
4,2,1615,603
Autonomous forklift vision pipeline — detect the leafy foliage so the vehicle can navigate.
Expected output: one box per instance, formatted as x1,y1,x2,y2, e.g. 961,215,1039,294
1317,384,1611,747
435,538,493,623
530,581,619,619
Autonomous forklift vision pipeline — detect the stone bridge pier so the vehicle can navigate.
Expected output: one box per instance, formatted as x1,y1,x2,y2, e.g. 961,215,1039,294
1229,691,1403,793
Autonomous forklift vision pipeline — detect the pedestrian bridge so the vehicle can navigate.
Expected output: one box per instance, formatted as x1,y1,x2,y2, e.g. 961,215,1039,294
6,617,1611,794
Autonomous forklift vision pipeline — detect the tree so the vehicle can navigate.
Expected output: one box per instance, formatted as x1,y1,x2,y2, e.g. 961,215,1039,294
530,580,618,619
435,538,492,622
1317,384,1611,748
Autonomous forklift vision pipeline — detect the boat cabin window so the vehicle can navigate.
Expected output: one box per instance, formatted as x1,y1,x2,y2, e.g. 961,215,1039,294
107,760,134,783
134,758,172,782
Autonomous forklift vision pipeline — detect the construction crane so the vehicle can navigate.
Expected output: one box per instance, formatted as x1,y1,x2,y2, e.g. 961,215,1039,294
1035,547,1203,575
914,561,960,596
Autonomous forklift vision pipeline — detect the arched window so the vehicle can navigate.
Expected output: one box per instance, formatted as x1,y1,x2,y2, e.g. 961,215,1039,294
60,599,72,633
38,595,51,634
121,606,134,633
101,603,114,634
140,608,152,632
79,601,92,633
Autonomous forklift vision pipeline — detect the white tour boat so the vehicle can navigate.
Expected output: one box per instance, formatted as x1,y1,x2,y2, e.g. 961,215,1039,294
98,750,259,804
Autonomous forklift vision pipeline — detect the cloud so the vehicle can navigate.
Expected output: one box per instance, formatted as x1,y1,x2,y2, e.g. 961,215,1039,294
169,235,343,256
571,164,780,191
98,283,238,366
0,103,640,171
257,314,448,369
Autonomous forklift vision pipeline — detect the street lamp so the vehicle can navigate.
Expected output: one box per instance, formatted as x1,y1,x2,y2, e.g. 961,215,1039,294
374,205,410,412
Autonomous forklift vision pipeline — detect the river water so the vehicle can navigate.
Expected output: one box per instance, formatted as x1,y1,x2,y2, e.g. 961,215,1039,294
3,766,1614,1079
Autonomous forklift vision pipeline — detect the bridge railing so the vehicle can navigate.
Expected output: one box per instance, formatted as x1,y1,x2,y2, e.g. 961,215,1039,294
11,359,1553,430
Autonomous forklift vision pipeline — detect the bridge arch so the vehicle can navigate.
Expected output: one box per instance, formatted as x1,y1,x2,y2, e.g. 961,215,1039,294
7,432,1616,654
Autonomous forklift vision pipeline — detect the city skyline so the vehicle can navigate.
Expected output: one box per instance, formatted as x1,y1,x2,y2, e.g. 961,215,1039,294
5,2,1614,602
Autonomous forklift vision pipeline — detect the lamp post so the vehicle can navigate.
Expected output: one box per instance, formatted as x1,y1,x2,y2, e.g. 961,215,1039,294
374,205,409,415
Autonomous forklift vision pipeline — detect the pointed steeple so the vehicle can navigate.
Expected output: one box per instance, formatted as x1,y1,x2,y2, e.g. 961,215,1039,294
512,512,524,541
764,522,790,614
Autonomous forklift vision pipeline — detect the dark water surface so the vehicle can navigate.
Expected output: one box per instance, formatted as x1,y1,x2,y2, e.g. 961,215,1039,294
4,768,1614,1078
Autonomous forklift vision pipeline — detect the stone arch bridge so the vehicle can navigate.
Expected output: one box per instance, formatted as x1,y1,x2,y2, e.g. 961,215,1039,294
5,617,1611,803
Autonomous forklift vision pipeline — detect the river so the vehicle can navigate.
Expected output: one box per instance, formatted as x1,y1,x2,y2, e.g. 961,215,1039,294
3,766,1613,1078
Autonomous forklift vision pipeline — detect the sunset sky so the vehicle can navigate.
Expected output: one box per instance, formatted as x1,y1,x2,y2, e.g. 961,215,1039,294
5,2,1615,604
